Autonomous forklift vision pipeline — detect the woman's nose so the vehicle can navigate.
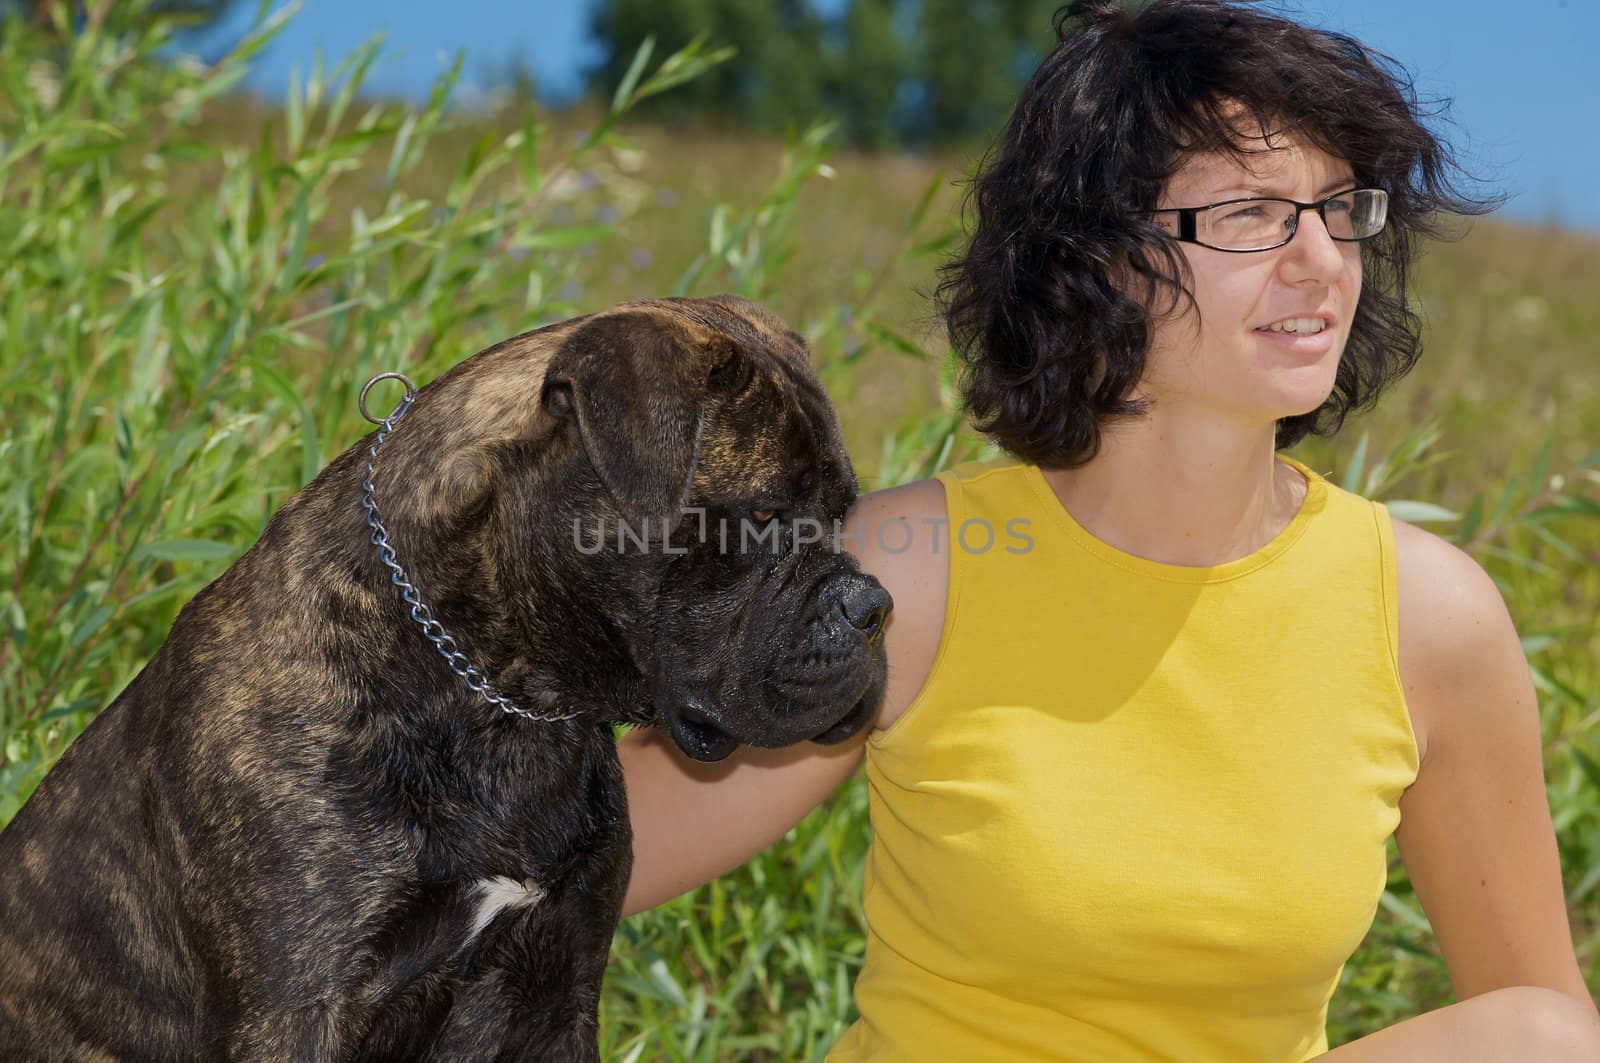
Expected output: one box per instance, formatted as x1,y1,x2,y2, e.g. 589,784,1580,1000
1278,208,1347,279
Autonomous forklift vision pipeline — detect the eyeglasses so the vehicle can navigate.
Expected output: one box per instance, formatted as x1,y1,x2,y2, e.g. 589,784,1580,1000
1148,188,1389,253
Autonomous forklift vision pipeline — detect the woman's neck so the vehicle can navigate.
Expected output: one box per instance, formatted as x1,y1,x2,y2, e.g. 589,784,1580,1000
1035,417,1305,569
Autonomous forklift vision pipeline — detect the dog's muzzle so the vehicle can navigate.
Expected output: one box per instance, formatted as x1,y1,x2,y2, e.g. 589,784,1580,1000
658,574,892,763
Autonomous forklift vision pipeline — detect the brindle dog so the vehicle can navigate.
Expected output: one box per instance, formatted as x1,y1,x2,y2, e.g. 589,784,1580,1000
0,294,892,1061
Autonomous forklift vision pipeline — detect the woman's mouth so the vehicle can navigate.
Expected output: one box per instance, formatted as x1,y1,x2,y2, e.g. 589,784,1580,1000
1253,319,1335,355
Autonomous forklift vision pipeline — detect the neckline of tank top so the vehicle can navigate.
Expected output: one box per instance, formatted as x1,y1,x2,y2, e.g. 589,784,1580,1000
1017,453,1330,585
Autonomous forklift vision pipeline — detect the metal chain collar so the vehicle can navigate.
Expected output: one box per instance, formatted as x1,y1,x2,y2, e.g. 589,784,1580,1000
358,372,581,725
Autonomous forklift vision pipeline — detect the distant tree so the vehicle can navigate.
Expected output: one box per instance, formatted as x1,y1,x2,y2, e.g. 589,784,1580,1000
821,0,905,152
585,0,1080,150
745,0,829,132
909,0,1062,147
585,0,828,133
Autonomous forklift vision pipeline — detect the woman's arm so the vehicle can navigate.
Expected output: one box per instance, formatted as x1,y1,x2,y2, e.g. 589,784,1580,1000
1321,515,1600,1059
616,724,866,918
1316,985,1600,1061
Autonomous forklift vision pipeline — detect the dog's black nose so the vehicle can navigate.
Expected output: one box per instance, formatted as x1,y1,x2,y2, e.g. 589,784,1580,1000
839,582,892,639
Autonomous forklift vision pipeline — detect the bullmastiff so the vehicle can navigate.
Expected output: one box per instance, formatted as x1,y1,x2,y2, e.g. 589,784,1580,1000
0,294,892,1061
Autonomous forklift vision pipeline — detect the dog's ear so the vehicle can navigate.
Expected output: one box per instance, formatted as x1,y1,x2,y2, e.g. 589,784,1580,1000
543,311,737,533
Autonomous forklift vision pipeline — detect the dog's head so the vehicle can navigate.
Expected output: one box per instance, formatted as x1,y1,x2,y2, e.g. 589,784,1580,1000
363,294,890,762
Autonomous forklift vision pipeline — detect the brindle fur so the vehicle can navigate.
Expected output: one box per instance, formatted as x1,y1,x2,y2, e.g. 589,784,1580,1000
0,294,890,1061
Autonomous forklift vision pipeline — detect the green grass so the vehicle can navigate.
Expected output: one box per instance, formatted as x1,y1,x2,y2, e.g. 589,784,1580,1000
2,6,1598,1059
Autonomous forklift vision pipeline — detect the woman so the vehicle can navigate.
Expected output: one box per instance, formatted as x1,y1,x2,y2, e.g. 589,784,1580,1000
617,1,1600,1059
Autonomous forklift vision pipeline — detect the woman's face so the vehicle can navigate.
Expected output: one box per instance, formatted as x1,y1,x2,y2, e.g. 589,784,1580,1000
1137,126,1363,429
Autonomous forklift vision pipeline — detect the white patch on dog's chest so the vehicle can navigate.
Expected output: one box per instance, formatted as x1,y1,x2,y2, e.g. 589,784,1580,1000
470,876,547,939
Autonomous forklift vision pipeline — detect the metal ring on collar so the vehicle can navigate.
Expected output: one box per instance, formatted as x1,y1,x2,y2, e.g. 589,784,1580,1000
359,372,417,425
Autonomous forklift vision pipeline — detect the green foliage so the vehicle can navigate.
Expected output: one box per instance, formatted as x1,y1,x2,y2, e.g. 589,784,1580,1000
3,1,1599,1058
602,780,875,1061
0,0,239,35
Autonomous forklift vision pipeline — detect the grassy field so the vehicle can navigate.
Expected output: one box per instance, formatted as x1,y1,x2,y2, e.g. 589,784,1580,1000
2,9,1598,1060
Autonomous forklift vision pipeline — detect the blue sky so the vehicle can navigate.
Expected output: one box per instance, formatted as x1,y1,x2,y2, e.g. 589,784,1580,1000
191,0,1600,232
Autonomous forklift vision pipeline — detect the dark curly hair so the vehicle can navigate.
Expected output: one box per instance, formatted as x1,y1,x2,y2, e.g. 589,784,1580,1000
932,0,1505,468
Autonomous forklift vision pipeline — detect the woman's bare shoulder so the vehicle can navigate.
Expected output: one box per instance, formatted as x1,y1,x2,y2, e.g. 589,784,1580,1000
841,478,953,733
1388,514,1518,769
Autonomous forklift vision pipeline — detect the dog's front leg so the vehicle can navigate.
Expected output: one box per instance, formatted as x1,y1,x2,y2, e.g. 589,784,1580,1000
425,860,625,1062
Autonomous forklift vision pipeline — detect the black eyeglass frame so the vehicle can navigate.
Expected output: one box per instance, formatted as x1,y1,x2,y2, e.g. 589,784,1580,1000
1148,187,1389,253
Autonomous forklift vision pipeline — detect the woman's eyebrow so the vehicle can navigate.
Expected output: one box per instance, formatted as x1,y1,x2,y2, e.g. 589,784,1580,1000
1217,176,1359,198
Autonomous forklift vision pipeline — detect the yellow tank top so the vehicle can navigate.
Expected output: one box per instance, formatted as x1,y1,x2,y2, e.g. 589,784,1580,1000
827,453,1420,1063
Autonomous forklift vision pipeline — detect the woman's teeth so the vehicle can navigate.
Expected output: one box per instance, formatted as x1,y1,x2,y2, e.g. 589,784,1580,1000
1258,317,1327,334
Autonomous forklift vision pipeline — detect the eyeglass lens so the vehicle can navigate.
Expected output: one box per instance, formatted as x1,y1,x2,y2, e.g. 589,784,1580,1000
1203,189,1387,249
